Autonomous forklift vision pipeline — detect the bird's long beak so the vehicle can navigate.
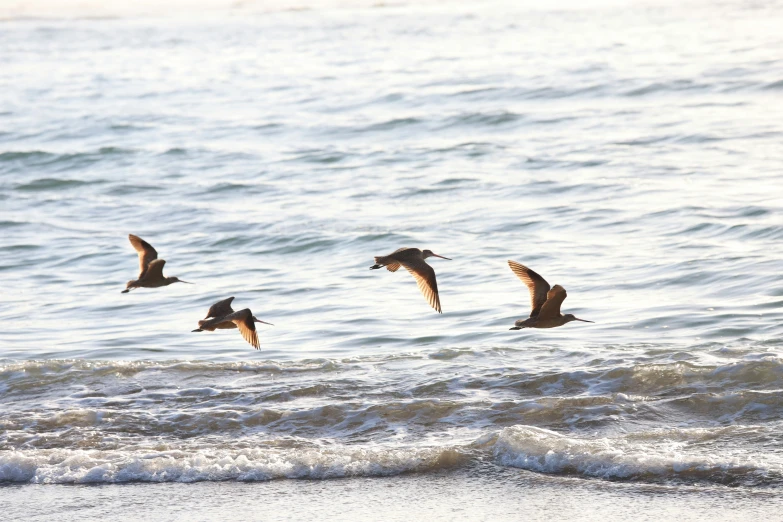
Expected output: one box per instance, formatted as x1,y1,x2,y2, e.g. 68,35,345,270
574,318,594,323
192,328,203,332
121,289,130,293
254,318,274,326
430,253,451,260
178,280,194,285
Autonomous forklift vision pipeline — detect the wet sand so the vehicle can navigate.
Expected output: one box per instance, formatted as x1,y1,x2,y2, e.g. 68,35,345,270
4,466,777,521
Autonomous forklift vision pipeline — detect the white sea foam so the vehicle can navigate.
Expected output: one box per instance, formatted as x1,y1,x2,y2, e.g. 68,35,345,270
0,444,466,484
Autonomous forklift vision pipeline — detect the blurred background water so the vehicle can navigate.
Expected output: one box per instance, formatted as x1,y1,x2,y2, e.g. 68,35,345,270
1,0,783,504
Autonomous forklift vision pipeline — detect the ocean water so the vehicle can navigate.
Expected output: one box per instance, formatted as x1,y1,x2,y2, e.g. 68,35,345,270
2,0,783,517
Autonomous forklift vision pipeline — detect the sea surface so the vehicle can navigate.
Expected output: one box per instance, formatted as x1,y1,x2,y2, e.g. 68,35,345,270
1,0,783,518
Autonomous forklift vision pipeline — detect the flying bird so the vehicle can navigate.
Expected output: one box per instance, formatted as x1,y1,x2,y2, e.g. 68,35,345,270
192,296,273,349
122,234,192,293
370,247,451,313
507,260,593,329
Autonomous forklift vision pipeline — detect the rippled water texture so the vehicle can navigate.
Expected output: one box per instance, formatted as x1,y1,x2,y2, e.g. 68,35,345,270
1,0,783,498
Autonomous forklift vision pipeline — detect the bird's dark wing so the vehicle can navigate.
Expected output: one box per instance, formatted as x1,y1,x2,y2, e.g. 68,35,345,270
143,259,166,281
401,258,442,313
129,234,158,278
538,285,568,320
508,261,550,317
205,296,235,319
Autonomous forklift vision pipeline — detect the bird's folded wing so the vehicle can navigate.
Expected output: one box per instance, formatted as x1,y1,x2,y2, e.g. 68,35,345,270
402,260,442,313
508,261,550,317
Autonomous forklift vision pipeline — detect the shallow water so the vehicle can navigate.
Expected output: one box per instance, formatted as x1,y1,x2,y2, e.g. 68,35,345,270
1,0,783,500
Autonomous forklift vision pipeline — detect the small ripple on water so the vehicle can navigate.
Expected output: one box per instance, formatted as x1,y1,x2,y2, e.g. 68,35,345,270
14,178,99,191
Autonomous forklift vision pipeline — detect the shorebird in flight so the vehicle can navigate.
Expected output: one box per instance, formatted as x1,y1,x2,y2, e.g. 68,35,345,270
192,296,273,349
370,247,451,313
507,260,593,329
122,234,192,293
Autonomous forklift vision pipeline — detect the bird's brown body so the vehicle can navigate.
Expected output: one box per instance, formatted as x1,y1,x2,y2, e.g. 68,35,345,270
508,261,592,330
122,234,191,293
192,297,273,349
370,247,450,313
197,320,237,331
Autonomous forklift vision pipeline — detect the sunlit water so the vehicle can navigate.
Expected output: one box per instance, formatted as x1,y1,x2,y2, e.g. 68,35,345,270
1,0,783,501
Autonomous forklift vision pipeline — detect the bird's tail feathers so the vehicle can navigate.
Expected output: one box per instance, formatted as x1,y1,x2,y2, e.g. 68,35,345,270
370,256,387,270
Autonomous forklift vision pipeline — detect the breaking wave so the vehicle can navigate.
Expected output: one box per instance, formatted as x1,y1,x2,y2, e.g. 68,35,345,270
493,425,783,487
3,424,781,486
